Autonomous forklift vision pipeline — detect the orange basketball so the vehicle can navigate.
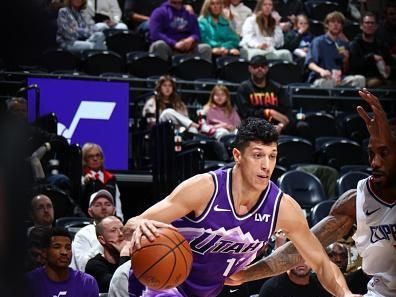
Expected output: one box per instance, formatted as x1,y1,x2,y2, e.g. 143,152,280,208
131,227,193,290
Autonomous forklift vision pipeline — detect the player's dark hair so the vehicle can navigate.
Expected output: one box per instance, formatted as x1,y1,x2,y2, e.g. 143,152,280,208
42,227,72,248
234,117,278,151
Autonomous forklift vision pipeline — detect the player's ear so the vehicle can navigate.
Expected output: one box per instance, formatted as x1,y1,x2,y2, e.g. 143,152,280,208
232,147,241,164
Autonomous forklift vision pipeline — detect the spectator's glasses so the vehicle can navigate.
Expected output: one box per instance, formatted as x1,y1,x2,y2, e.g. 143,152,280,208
251,64,267,69
86,153,102,159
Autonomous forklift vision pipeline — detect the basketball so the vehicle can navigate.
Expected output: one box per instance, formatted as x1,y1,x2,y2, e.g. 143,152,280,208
131,227,193,290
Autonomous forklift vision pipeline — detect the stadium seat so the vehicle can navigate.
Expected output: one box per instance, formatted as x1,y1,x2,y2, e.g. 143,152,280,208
41,49,80,72
305,1,340,21
309,19,325,36
105,30,147,57
341,113,369,143
126,51,169,78
34,112,58,134
297,112,339,142
82,50,124,75
268,61,303,85
216,56,250,83
343,21,360,41
316,138,367,169
336,171,370,196
171,55,214,80
277,136,314,168
278,170,327,214
55,216,93,238
271,165,287,185
310,200,335,226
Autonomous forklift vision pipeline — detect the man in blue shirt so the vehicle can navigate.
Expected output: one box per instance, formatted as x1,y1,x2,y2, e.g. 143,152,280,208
305,11,365,88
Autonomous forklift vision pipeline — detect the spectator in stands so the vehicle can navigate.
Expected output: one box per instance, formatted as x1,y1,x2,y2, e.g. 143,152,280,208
82,142,123,220
56,0,107,53
326,242,349,274
346,267,371,295
239,0,292,61
273,0,304,33
123,0,165,33
6,97,28,121
378,2,396,60
199,0,241,57
203,84,241,140
26,227,48,271
306,11,366,88
26,228,99,297
223,0,252,36
108,260,132,297
350,11,392,87
235,55,292,134
149,0,212,62
28,194,54,236
71,189,115,272
284,14,314,59
85,216,130,292
86,0,128,30
142,75,216,136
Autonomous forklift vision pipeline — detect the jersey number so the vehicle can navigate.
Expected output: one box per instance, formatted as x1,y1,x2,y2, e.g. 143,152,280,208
223,257,245,276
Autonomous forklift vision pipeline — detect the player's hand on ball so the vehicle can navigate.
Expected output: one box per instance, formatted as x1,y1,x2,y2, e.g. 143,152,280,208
130,219,176,251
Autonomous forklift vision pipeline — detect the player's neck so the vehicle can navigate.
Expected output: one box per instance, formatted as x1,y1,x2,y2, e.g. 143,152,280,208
232,168,263,214
370,179,396,204
45,266,69,282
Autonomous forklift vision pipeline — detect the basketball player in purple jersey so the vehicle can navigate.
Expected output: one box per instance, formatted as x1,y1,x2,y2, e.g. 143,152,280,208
227,89,395,296
127,117,360,297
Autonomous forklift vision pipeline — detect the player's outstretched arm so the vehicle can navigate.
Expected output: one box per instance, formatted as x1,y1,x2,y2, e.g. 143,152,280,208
226,190,356,286
126,173,214,250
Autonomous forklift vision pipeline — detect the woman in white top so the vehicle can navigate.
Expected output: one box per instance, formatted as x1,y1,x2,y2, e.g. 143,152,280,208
239,0,292,61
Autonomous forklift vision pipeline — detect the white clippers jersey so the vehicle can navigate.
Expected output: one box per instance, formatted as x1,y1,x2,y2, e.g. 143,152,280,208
352,177,396,297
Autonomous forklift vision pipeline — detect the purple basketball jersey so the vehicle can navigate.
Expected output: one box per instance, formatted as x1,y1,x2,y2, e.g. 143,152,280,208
174,168,283,297
129,168,283,297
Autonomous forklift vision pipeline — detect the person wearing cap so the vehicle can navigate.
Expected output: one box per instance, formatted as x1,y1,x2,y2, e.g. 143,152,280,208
70,189,116,272
235,55,293,134
82,142,123,221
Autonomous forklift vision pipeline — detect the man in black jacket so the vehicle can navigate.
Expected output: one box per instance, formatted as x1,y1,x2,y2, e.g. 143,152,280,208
235,55,293,134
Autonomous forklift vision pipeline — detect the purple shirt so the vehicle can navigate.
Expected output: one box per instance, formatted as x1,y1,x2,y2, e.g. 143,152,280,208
26,267,99,297
206,106,241,128
149,2,201,47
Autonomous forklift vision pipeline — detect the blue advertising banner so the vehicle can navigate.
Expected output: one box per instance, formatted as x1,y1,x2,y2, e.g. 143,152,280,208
27,77,129,170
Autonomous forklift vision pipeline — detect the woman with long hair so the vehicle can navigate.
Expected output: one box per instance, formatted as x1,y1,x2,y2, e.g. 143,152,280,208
239,0,292,61
142,75,215,136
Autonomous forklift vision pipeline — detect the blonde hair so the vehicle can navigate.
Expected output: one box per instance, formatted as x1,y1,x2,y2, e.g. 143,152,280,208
204,85,233,116
200,0,224,18
254,0,276,36
154,75,187,114
64,0,87,10
82,143,104,168
324,11,345,25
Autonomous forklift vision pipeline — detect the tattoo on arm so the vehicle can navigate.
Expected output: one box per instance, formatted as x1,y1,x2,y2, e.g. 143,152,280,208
244,190,356,281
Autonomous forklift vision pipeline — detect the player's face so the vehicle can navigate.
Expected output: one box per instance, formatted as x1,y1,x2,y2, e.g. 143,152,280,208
32,195,54,226
88,197,115,220
46,236,72,269
368,136,396,188
85,147,103,171
234,141,277,191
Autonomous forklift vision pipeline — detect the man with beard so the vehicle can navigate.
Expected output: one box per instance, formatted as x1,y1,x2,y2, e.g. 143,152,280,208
235,55,292,134
226,89,396,296
85,216,130,293
259,230,330,297
28,194,54,236
26,228,99,297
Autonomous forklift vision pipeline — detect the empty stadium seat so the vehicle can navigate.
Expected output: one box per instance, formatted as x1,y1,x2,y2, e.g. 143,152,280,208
82,50,124,75
216,56,250,83
336,171,370,196
277,136,314,168
55,216,92,238
278,170,327,214
41,49,80,72
309,19,325,36
305,1,340,21
297,112,339,142
268,61,303,85
171,55,214,80
310,200,335,226
105,30,147,57
126,51,169,78
341,113,369,143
